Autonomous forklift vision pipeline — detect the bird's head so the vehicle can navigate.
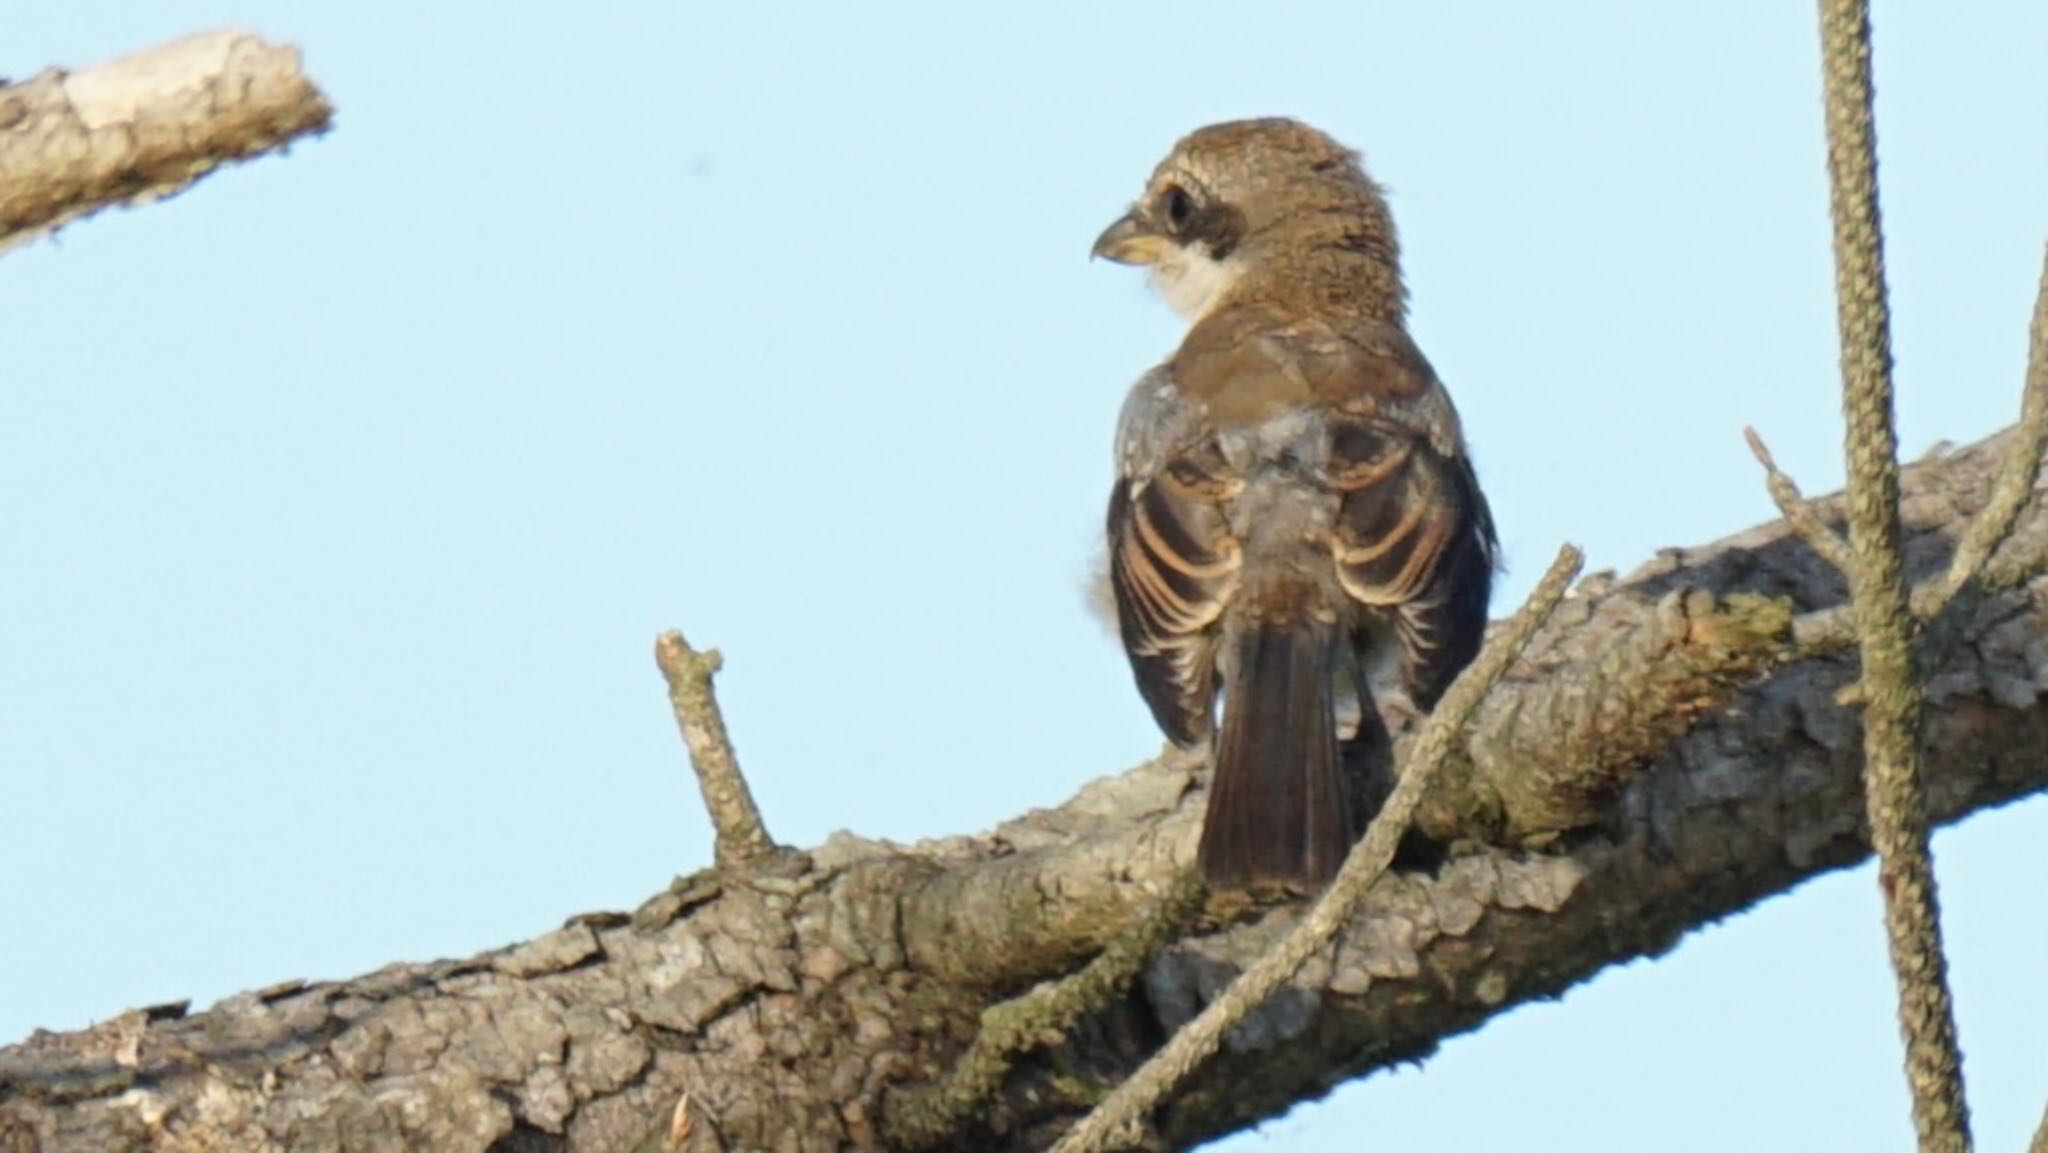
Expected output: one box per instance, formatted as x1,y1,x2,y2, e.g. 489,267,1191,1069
1092,118,1404,322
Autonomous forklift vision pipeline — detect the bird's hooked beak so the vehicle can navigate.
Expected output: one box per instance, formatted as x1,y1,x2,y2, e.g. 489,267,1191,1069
1091,210,1170,265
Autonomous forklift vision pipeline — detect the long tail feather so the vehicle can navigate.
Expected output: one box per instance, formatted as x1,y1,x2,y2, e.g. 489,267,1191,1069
1197,618,1352,890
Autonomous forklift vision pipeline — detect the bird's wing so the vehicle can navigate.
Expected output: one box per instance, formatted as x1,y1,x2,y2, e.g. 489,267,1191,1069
1320,322,1497,707
1107,369,1241,745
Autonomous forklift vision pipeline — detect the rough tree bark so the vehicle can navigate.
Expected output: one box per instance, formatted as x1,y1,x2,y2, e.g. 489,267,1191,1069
0,29,330,253
3,428,2044,1152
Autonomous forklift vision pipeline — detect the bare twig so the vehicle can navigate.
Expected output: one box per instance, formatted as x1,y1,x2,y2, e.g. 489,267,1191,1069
1920,247,2048,620
886,871,1207,1149
2030,1096,2048,1153
1745,427,1854,570
655,631,778,869
0,29,331,253
1814,1,1971,1149
1745,427,1856,571
1050,544,1584,1153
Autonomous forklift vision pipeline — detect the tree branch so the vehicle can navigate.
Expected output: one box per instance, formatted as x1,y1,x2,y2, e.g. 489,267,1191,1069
1745,426,1856,572
0,29,331,254
655,631,779,869
3,429,2043,1152
1814,3,1971,1150
1923,246,2048,621
1051,545,1582,1153
897,583,1798,997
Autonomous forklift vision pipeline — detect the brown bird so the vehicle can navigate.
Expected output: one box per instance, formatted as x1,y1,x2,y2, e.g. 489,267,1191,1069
1094,118,1496,891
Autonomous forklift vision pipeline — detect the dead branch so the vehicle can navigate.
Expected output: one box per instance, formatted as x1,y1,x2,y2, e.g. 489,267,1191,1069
655,631,779,869
1745,427,1856,571
0,29,331,253
2,429,2043,1152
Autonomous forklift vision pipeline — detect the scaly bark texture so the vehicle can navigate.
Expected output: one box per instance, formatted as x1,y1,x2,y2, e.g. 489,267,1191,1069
2,429,2044,1152
0,29,331,253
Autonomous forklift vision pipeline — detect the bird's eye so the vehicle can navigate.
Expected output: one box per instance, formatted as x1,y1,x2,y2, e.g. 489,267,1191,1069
1163,185,1194,232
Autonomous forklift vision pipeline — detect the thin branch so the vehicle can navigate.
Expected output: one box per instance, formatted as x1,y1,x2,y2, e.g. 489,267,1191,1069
886,871,1207,1149
0,29,331,253
1920,246,2048,620
1814,1,1971,1150
2030,1096,2048,1153
1050,544,1584,1153
1745,427,1856,572
654,630,778,869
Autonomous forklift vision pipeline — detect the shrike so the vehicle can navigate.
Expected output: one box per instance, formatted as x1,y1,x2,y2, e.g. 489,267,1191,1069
1094,118,1497,890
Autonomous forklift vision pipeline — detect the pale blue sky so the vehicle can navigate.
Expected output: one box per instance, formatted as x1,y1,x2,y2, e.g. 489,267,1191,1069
4,4,2045,1149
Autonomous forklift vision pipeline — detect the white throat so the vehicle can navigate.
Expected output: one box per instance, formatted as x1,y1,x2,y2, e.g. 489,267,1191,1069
1148,242,1242,322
